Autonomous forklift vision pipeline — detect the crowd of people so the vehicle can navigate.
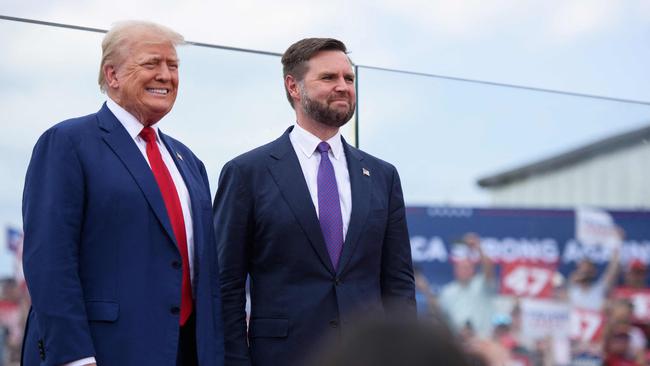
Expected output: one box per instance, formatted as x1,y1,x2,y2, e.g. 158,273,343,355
415,232,649,366
2,231,648,366
0,278,28,366
4,17,647,366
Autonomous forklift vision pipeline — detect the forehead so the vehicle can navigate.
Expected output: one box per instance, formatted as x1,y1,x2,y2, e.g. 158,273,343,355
305,50,353,74
125,31,178,58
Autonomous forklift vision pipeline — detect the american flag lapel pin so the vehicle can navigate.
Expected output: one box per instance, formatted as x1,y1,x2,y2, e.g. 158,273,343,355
176,151,183,161
362,168,370,177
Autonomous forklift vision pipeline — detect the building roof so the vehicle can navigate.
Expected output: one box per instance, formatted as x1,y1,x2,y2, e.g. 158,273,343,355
477,123,650,188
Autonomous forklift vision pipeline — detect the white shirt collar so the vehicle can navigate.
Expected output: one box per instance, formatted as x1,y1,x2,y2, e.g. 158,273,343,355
291,123,344,160
106,98,161,142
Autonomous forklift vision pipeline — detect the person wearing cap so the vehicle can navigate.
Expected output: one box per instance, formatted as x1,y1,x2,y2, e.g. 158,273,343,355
622,260,647,289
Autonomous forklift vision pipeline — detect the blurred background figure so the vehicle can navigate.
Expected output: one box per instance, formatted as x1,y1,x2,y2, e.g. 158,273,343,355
604,299,647,365
307,319,476,366
603,321,644,366
439,233,497,338
568,247,620,312
0,278,27,366
463,314,512,366
622,260,648,290
414,266,447,325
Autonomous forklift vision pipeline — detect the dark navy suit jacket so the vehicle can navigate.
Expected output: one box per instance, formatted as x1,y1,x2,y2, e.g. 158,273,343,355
213,127,416,366
21,104,225,366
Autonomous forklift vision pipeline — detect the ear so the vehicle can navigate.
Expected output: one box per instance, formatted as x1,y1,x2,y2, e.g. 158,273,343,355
104,64,119,89
285,74,301,103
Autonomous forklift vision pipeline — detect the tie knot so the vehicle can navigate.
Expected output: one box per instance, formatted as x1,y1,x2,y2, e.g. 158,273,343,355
317,142,331,154
139,127,156,144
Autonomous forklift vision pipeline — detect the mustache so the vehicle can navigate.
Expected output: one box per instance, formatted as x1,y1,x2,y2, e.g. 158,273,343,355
327,93,352,103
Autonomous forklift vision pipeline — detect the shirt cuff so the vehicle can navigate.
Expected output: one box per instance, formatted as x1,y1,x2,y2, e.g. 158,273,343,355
63,357,96,366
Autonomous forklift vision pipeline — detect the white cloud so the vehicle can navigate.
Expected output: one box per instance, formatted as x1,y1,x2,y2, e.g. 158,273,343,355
0,21,101,75
1,0,375,52
377,0,528,39
546,0,623,42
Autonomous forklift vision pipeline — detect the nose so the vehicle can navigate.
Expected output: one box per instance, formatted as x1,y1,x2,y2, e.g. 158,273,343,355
156,63,173,82
334,76,351,93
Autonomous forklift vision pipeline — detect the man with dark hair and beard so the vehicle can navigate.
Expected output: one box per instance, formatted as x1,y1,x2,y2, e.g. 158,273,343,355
213,38,416,366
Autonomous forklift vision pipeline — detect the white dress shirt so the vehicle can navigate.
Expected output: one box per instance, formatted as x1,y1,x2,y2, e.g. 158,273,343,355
106,98,195,280
64,100,196,366
289,123,352,239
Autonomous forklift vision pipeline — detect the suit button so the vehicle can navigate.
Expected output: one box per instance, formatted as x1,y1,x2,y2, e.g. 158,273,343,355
170,306,180,315
329,320,339,328
172,261,181,269
335,278,342,286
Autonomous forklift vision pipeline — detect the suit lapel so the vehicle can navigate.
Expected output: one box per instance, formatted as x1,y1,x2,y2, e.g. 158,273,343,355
337,140,371,275
267,128,336,274
97,104,177,246
159,132,204,277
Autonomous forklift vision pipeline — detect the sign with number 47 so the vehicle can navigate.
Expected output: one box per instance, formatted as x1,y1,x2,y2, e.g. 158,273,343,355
501,262,555,298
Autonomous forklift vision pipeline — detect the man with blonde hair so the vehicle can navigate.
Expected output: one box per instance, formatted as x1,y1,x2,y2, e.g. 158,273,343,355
21,21,224,366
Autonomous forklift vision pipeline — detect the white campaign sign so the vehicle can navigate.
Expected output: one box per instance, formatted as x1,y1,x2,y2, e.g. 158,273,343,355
575,207,621,249
520,299,570,338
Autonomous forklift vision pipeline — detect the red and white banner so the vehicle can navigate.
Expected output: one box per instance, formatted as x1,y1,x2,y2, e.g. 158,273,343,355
614,288,650,323
501,262,555,298
570,308,604,343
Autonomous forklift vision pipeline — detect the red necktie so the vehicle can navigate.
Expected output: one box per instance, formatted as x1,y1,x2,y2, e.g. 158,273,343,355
140,127,193,325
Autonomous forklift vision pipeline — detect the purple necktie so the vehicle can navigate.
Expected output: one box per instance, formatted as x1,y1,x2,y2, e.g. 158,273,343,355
317,142,344,270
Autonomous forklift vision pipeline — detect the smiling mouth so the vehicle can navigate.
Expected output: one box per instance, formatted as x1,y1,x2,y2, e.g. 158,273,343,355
146,88,169,95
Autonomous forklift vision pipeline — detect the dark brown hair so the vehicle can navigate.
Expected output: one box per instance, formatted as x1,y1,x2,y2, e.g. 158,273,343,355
281,38,348,106
307,319,474,366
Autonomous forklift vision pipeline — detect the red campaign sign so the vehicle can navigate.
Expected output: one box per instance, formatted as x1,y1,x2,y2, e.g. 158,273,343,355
0,300,20,326
614,288,650,322
500,262,554,298
570,308,604,343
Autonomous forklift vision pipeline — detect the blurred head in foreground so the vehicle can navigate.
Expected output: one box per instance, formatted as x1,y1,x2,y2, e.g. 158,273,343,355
307,319,474,366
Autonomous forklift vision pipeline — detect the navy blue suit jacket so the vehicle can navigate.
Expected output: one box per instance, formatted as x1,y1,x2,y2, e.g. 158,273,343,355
21,104,225,366
213,127,416,366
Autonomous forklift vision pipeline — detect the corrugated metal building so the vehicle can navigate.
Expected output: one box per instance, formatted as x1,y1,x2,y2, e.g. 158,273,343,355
477,124,650,209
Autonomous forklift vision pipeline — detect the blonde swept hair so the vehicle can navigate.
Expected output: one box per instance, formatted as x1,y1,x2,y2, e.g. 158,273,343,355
98,20,185,93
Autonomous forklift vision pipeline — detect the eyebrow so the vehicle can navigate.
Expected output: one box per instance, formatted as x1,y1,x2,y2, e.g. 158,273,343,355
317,71,355,78
139,55,180,64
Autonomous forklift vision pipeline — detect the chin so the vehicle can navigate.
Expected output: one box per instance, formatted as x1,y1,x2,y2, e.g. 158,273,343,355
148,104,174,115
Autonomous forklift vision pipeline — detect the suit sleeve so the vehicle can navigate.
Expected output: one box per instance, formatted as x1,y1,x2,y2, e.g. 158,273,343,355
213,161,252,366
197,159,226,361
22,128,96,364
380,166,417,317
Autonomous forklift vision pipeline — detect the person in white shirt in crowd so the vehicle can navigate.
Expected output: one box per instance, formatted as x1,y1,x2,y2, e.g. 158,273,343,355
439,233,497,338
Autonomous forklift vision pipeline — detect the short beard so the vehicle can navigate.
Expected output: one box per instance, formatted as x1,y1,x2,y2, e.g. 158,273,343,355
299,86,355,128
